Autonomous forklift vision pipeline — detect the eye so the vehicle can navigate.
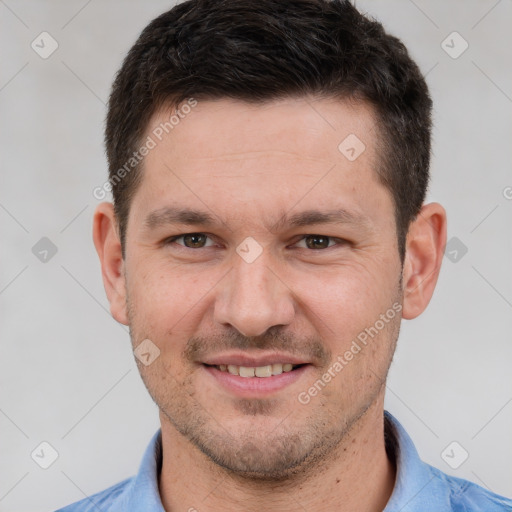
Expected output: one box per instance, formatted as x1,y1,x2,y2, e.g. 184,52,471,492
165,233,215,249
295,235,344,250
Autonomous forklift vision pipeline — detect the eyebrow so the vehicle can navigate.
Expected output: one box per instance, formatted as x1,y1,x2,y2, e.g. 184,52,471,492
144,207,218,230
269,208,371,232
143,206,371,231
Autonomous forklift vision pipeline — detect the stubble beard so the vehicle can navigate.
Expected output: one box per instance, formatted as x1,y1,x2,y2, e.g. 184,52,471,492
126,291,401,482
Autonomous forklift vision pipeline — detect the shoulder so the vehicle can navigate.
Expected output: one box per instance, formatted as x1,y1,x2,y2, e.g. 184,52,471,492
54,477,133,512
383,411,512,511
428,464,512,511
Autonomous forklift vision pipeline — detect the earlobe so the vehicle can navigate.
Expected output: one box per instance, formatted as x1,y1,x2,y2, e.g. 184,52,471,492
402,202,447,320
92,202,129,325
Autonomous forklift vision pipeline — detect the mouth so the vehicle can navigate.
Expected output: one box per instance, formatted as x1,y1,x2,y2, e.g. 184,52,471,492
201,360,312,397
204,362,306,378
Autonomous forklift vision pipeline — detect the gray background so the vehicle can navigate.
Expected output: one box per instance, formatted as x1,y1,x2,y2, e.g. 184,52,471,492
1,1,511,510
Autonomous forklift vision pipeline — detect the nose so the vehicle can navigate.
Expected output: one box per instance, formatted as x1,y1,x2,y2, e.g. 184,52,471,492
213,252,295,338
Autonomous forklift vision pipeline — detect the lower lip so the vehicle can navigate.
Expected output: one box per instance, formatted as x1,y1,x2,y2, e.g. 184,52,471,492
202,364,311,397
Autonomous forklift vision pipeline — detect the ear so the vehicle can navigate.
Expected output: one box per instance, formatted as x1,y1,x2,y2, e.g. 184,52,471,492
92,202,129,325
402,202,447,320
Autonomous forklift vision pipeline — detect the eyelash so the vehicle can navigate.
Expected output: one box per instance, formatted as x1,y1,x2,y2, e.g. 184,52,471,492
163,233,348,250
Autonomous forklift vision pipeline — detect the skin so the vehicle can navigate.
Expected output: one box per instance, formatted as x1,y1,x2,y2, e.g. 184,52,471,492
93,96,446,511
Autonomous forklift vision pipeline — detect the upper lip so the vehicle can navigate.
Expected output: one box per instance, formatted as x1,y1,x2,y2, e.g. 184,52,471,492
201,352,310,367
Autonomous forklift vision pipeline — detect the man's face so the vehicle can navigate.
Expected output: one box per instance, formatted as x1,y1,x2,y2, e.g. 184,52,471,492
122,97,403,478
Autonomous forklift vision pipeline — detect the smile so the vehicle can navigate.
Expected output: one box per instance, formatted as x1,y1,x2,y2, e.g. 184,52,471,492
202,363,311,397
209,363,303,378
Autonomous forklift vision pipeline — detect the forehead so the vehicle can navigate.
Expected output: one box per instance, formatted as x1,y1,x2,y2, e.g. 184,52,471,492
129,96,393,234
148,96,379,165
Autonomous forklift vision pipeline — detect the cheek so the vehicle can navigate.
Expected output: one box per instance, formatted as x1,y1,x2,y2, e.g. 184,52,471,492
127,262,221,337
290,262,397,339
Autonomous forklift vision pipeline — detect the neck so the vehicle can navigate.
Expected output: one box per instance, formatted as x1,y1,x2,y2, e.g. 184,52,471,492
158,397,395,511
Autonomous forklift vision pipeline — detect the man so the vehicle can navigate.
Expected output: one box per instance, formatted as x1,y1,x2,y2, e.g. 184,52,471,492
57,0,512,510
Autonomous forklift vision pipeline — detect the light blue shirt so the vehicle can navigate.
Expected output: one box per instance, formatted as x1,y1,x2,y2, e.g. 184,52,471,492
56,411,512,511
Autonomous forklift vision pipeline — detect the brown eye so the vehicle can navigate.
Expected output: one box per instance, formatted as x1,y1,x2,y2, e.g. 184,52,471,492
182,233,208,248
164,233,216,250
304,235,333,250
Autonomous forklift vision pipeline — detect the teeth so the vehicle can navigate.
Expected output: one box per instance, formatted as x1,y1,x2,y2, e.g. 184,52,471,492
216,363,297,377
239,366,255,377
255,365,272,377
227,365,238,375
271,363,283,375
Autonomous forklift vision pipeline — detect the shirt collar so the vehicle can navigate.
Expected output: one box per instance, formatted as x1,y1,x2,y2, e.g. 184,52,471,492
383,410,439,511
122,428,165,511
